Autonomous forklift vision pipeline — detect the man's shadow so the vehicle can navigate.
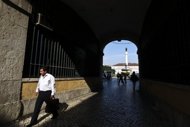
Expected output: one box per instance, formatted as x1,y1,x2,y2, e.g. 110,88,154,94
58,102,69,112
37,102,69,123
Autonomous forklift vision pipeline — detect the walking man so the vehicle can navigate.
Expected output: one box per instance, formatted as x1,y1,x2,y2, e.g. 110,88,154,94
130,71,139,91
118,73,124,85
27,67,58,127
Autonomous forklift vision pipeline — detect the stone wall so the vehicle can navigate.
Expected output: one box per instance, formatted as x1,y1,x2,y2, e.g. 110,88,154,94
20,78,98,116
0,1,103,125
0,0,31,125
141,79,190,127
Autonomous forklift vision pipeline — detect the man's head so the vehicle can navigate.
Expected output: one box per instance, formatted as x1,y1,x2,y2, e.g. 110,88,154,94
40,67,47,76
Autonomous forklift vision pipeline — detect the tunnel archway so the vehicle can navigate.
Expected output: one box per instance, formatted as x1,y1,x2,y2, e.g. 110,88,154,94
103,40,139,76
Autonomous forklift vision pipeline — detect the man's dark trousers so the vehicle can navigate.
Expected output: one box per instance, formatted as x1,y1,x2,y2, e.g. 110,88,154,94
30,91,57,124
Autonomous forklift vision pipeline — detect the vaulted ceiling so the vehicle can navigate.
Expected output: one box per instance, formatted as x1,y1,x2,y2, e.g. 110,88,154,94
60,0,152,44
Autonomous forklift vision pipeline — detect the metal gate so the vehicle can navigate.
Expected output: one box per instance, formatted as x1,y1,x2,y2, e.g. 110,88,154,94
23,18,79,78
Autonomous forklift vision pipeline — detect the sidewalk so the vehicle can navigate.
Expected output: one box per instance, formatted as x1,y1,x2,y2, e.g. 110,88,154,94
12,92,97,127
11,79,171,127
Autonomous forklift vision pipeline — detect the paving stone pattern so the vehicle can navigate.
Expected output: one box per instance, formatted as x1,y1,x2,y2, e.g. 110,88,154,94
20,78,171,127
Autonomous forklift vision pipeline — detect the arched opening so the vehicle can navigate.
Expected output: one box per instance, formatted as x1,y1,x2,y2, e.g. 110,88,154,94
103,40,139,79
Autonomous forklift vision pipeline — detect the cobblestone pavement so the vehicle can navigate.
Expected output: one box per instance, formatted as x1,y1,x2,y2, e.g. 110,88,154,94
21,78,171,127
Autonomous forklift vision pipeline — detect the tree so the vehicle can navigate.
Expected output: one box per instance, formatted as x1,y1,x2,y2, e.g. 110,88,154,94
103,65,115,74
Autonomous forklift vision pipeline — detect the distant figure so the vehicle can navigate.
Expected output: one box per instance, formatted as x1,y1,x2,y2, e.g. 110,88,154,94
118,73,124,85
130,71,139,91
123,73,128,84
106,72,111,80
103,72,107,79
116,73,120,80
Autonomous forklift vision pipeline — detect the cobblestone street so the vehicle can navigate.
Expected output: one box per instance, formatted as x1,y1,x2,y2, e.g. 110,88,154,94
21,78,171,127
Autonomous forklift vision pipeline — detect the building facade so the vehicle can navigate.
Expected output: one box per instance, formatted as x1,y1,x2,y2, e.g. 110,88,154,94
111,63,139,74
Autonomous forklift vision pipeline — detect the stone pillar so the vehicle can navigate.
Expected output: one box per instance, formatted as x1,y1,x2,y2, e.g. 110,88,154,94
0,0,31,125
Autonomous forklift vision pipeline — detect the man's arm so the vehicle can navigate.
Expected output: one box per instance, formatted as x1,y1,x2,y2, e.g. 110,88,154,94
35,79,40,95
50,75,56,96
36,79,40,93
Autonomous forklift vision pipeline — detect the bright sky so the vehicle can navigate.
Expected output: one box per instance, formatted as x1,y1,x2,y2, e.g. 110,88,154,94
103,40,138,65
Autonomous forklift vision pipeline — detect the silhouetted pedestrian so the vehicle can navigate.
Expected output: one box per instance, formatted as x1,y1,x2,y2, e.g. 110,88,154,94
116,72,120,81
130,71,139,91
123,73,128,84
118,73,124,85
107,72,111,80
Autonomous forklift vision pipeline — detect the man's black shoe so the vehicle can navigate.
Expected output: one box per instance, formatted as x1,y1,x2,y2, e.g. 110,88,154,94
26,124,32,127
51,114,59,119
26,124,33,127
26,122,37,127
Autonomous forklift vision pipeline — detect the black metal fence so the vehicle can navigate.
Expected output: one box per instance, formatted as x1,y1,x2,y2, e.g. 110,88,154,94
23,23,79,78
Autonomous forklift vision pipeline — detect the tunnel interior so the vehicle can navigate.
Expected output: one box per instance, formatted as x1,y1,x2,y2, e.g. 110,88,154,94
1,0,190,126
24,0,102,79
25,0,190,86
139,0,190,85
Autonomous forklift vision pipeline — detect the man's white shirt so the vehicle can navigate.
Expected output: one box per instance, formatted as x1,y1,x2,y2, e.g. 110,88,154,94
36,73,56,95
